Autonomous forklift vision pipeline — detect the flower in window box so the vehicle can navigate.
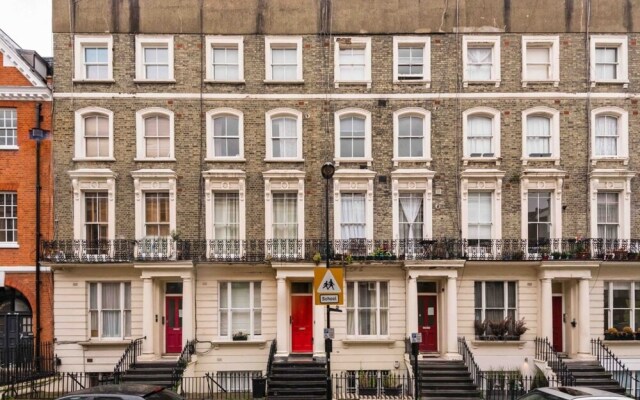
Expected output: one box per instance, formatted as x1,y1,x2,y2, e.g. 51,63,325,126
232,331,248,341
621,326,634,340
604,327,619,340
313,252,322,266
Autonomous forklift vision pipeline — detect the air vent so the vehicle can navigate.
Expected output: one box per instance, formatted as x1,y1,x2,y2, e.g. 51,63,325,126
378,99,388,107
378,175,387,183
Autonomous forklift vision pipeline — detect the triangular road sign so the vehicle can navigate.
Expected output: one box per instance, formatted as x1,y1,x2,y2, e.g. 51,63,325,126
317,269,341,294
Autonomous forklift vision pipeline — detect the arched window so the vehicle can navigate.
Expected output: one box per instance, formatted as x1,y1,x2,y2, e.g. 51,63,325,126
334,108,372,163
591,107,628,162
521,106,560,163
74,107,114,160
206,108,244,160
266,108,303,161
393,108,431,164
136,108,174,160
462,107,501,160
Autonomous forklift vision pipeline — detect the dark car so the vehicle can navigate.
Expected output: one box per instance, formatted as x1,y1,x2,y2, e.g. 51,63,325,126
518,387,628,400
56,384,184,400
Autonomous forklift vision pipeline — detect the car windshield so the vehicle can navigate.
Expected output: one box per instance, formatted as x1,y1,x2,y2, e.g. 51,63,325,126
145,390,183,400
519,391,565,400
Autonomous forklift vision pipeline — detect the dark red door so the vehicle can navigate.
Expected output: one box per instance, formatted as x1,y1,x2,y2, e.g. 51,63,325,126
291,295,313,353
418,295,438,352
165,296,182,353
552,296,563,352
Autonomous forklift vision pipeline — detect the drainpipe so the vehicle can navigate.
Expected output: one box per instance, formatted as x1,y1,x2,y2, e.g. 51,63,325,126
34,103,42,368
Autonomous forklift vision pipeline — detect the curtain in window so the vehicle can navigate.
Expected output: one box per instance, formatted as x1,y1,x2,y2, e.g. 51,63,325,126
526,47,551,80
272,48,297,80
213,115,240,157
379,282,388,335
341,193,366,239
272,193,297,240
357,282,376,335
467,116,492,155
124,283,131,337
484,282,504,322
85,115,109,157
612,282,631,330
220,283,229,336
347,282,355,335
145,115,170,158
597,192,619,240
595,48,618,80
468,192,492,240
339,47,365,80
231,282,250,334
213,47,239,81
89,283,98,337
467,48,492,80
272,117,297,158
101,283,121,337
398,116,424,157
526,116,551,155
253,283,261,335
399,194,423,240
595,115,618,156
214,193,239,240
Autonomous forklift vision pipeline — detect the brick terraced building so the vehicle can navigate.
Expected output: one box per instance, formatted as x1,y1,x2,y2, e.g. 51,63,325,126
49,0,640,387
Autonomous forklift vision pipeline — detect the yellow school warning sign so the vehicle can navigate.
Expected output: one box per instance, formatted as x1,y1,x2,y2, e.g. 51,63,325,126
314,267,344,305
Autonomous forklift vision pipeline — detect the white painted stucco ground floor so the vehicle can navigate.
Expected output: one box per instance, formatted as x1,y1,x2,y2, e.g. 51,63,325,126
50,260,640,376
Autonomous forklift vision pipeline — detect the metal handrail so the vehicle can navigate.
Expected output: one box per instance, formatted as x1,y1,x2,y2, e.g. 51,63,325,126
266,339,277,377
591,338,639,398
172,339,196,389
113,336,145,383
458,337,483,390
535,337,575,386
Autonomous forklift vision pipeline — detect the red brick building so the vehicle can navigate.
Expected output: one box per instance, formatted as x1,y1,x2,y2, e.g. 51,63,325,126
0,29,52,354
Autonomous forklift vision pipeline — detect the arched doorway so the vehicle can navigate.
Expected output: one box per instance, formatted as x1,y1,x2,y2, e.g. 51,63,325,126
0,287,33,359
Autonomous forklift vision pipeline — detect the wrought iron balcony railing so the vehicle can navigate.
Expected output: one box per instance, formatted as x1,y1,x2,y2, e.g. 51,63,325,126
40,238,640,264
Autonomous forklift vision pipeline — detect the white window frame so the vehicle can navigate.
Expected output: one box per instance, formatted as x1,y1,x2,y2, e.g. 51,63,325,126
264,36,303,82
265,108,303,162
393,108,431,165
462,36,501,87
205,108,244,161
521,107,560,165
334,108,372,165
333,169,376,242
589,169,634,240
135,107,175,161
521,36,560,87
590,107,629,165
391,169,435,251
520,170,565,251
460,169,504,244
392,36,430,86
0,108,18,150
603,281,640,331
70,169,117,244
134,35,174,82
263,170,305,242
74,107,114,161
74,35,113,82
205,36,244,83
132,169,177,241
88,281,131,340
590,35,629,87
474,281,517,323
462,107,501,164
334,37,372,88
346,281,389,338
0,192,18,248
218,281,262,339
203,170,246,257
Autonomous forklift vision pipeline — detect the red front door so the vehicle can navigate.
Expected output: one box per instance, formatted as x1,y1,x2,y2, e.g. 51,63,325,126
418,295,438,352
165,296,182,353
552,296,563,352
291,295,313,353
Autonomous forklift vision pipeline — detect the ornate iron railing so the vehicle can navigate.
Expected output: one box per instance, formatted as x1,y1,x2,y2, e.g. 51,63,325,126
591,338,640,398
172,339,196,389
40,238,640,263
113,336,145,383
535,337,575,386
266,339,277,377
0,338,56,385
458,337,484,392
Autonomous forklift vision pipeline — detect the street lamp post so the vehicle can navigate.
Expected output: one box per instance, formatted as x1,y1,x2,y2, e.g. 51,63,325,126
321,162,335,400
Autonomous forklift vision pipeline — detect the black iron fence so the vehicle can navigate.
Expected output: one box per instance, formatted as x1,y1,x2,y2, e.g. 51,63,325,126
535,337,576,386
332,371,414,399
113,337,144,384
592,338,640,399
40,238,640,263
0,339,56,386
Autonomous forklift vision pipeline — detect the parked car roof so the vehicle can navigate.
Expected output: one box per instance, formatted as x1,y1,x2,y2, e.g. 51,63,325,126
519,387,628,400
57,384,183,400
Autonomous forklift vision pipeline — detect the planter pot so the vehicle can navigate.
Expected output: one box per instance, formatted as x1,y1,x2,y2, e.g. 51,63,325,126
384,387,402,396
233,336,248,341
604,333,618,340
359,388,378,396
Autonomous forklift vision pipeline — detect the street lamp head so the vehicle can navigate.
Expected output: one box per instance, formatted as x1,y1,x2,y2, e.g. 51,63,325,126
321,162,335,180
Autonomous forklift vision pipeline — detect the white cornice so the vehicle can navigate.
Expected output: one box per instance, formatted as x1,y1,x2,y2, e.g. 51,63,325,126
0,87,51,101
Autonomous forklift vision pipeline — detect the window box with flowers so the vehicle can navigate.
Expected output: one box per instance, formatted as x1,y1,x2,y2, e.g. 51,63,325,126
233,331,249,341
604,327,638,340
474,317,528,341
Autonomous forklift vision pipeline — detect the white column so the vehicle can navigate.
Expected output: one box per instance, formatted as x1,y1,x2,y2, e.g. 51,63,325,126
577,278,593,358
540,278,553,341
313,304,325,358
142,278,154,356
276,277,288,356
445,276,461,359
182,276,194,346
406,275,418,336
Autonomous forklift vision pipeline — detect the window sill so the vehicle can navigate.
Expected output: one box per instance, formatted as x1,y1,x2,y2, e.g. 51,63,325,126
264,158,305,163
334,81,372,89
78,339,131,347
602,340,640,345
392,157,432,167
204,80,245,84
393,79,430,88
134,79,176,84
0,146,19,151
210,339,267,349
0,243,19,249
590,157,629,166
462,157,501,166
204,158,246,163
334,157,373,167
73,79,115,83
590,80,629,88
470,339,526,349
73,157,116,162
522,80,559,88
263,80,304,85
134,158,177,162
521,157,560,166
342,338,396,348
463,80,501,88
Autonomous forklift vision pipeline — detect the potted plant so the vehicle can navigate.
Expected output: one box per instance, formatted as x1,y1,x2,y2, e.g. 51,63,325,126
635,328,640,340
474,319,487,339
313,252,322,266
488,318,509,340
358,371,378,396
604,327,619,340
551,252,562,260
622,326,634,340
507,318,528,340
232,331,248,341
382,374,402,396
